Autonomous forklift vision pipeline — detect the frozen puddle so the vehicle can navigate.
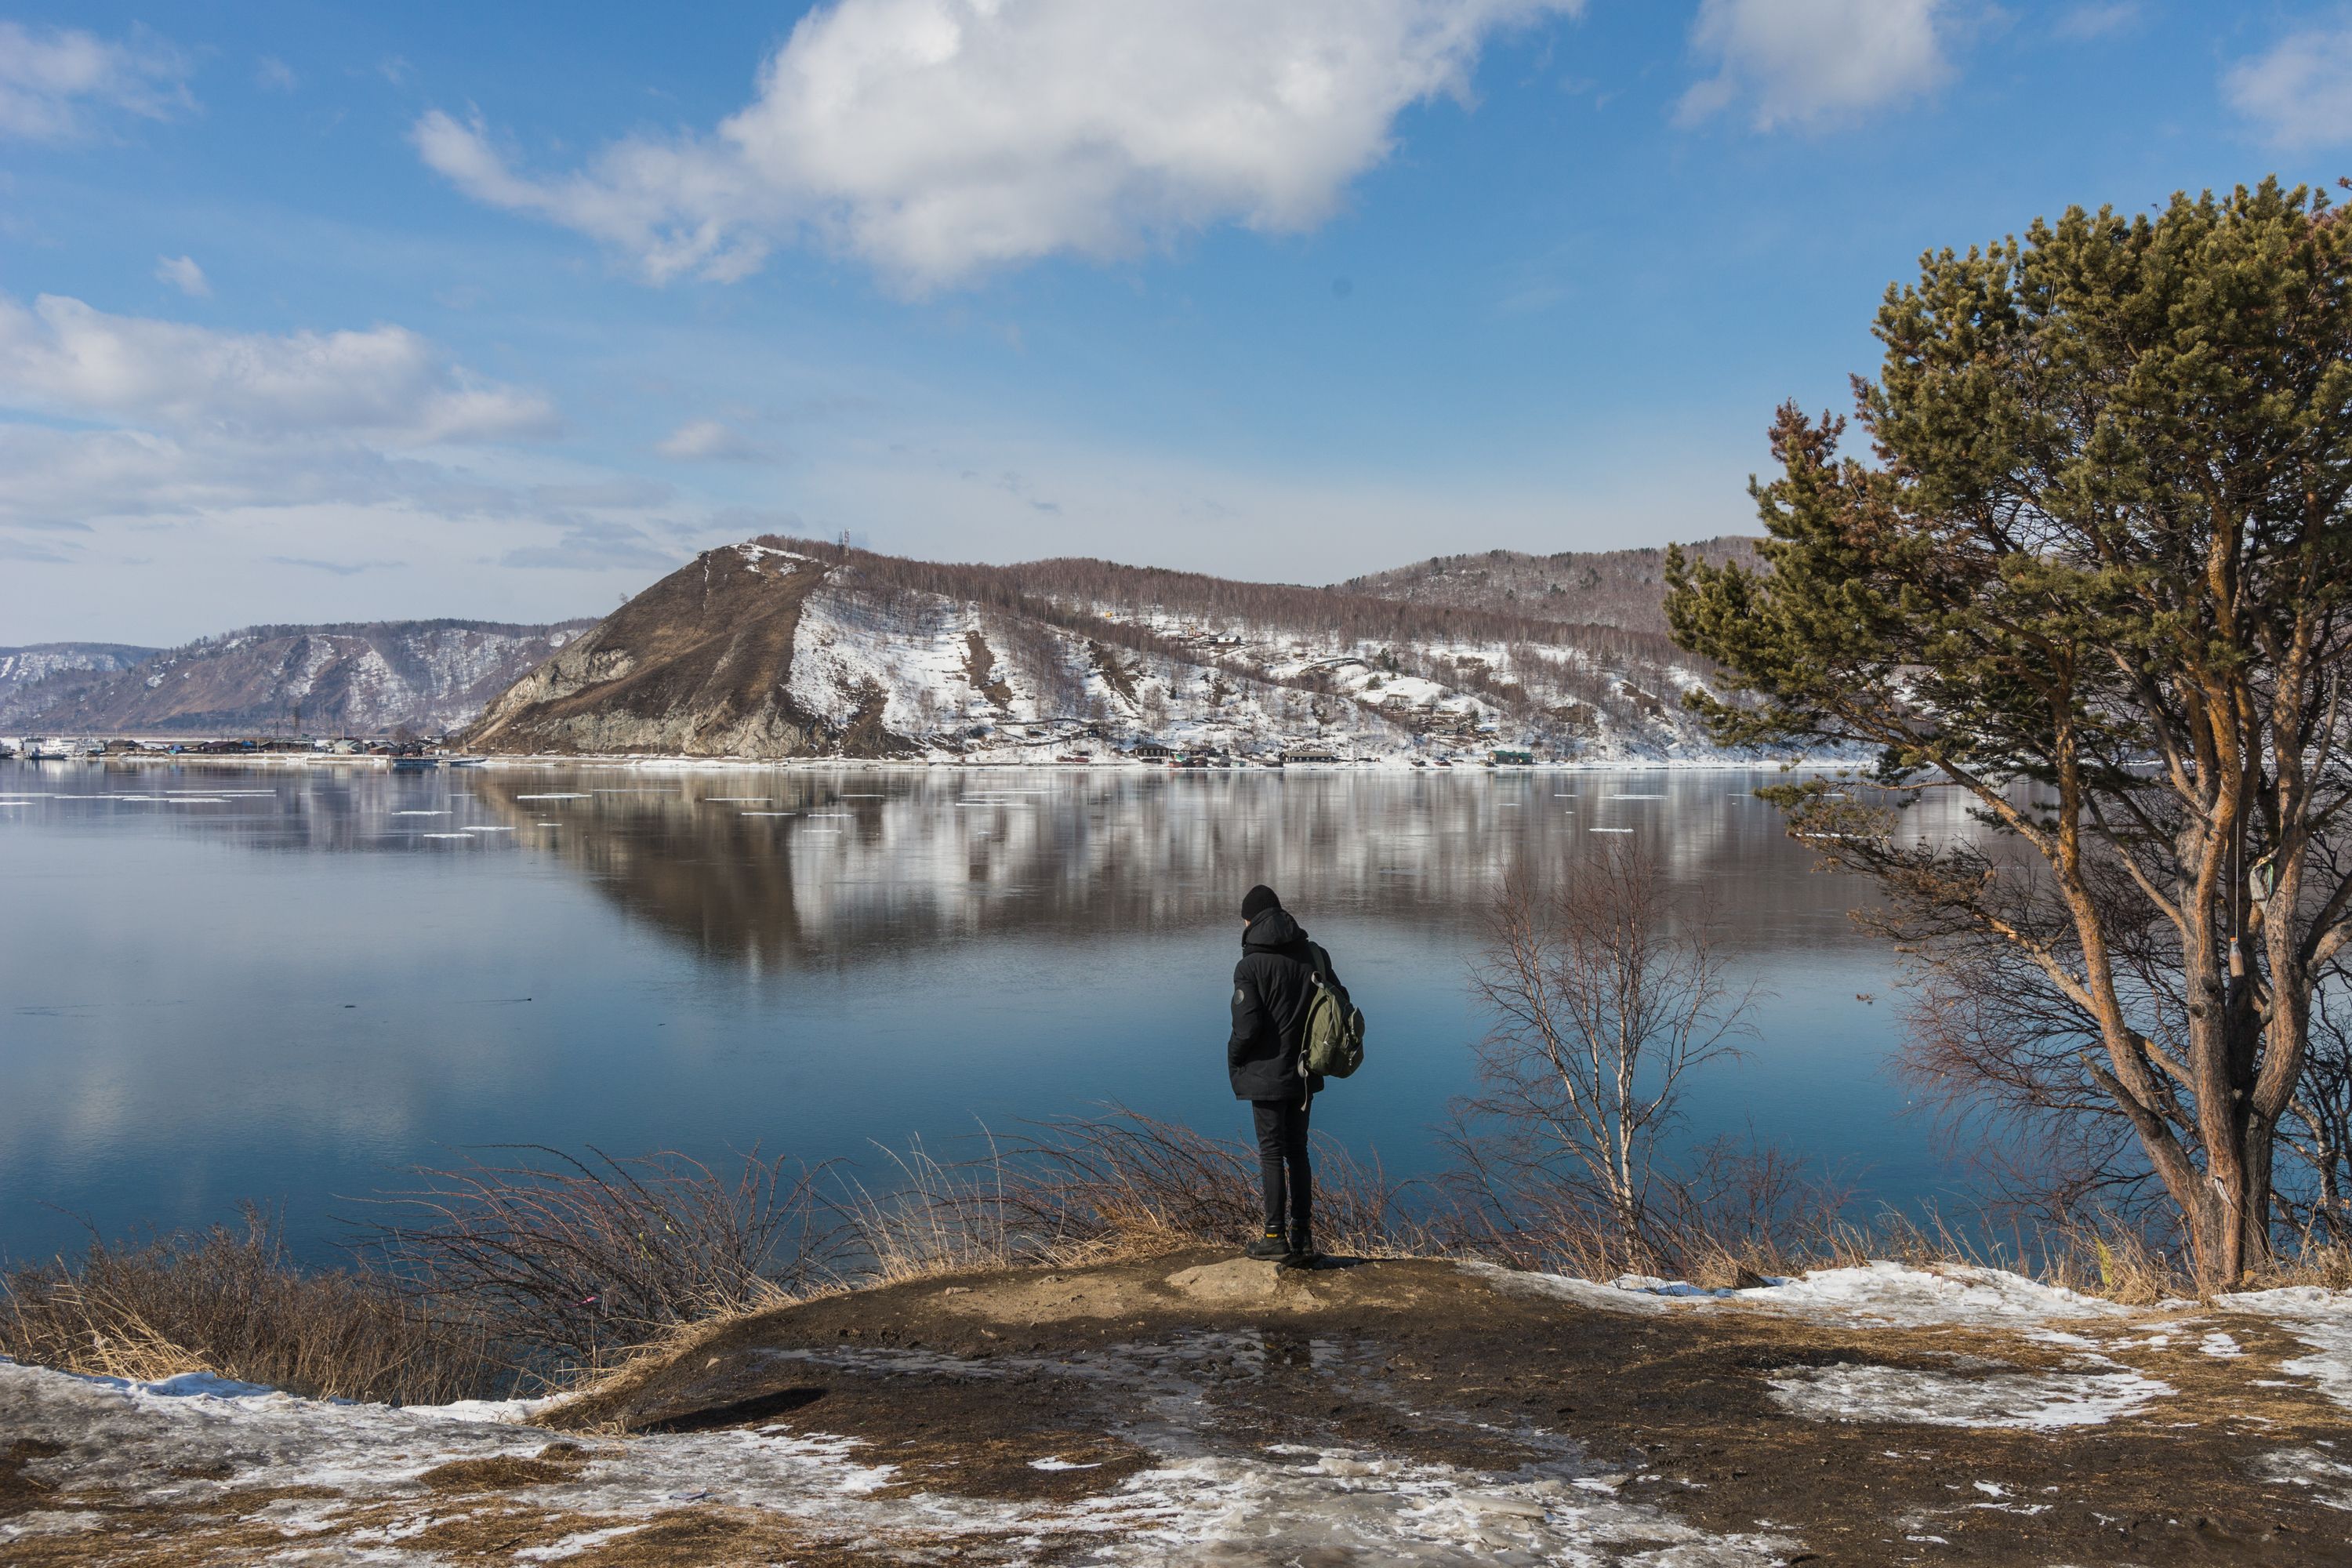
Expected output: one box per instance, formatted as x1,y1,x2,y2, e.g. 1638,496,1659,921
0,1359,1801,1566
1769,1363,2174,1428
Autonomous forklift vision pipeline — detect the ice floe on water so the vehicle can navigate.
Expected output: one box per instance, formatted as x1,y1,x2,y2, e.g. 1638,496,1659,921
1766,1364,2175,1428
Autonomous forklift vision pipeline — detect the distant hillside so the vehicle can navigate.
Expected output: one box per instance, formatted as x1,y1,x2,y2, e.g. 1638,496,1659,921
0,643,159,727
465,537,1780,764
12,619,596,737
1336,538,1761,637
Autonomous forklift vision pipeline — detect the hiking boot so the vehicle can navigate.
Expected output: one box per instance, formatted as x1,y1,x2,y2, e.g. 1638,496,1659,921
1243,1229,1289,1260
1284,1234,1319,1267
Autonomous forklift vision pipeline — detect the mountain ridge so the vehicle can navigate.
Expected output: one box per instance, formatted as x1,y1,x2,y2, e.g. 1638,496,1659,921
462,535,1773,764
5,619,597,736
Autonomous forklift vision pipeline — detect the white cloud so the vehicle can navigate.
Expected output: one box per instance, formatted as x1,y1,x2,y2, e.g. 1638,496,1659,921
255,56,298,93
154,254,210,298
415,0,1576,290
0,293,557,445
0,21,191,142
656,418,763,460
1678,0,1947,131
2225,23,2352,150
2053,3,2139,42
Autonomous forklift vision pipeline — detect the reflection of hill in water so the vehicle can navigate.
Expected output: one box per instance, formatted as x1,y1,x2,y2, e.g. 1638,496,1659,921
23,762,1988,977
460,770,1955,975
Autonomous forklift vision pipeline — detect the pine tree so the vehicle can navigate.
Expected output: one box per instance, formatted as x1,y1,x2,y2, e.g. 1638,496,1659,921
1667,180,2352,1286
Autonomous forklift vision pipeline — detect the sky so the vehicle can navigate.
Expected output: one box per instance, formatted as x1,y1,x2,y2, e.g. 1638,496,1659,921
1,1,2347,646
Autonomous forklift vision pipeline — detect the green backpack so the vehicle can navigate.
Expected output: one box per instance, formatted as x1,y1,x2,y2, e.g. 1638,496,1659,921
1300,942,1367,1081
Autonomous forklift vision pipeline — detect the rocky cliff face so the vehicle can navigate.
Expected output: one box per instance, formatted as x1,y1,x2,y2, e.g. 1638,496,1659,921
10,621,593,736
462,537,1780,764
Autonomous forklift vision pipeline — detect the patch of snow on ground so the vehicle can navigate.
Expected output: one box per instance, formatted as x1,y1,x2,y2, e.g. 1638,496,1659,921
0,1358,1805,1566
1472,1260,2136,1328
2255,1447,2352,1512
2213,1287,2352,1410
1769,1364,2175,1428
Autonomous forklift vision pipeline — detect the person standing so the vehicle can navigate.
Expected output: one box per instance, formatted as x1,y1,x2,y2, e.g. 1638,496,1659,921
1227,884,1334,1264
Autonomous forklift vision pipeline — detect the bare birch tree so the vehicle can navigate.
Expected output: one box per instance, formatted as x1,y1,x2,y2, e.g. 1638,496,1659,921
1461,841,1755,1270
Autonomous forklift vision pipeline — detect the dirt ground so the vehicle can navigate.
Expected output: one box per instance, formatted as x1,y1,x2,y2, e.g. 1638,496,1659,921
6,1250,2351,1565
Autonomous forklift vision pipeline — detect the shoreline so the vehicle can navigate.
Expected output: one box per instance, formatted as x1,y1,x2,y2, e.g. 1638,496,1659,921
2,750,1860,774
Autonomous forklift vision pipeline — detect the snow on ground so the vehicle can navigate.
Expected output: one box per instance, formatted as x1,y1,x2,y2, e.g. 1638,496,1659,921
12,1261,2352,1562
2215,1286,2352,1411
1479,1259,2137,1329
1473,1259,2352,1425
2253,1447,2352,1512
0,1356,1799,1566
1766,1365,2176,1428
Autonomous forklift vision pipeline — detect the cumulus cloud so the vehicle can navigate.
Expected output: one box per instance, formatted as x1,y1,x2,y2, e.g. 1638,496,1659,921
154,254,210,298
0,21,192,142
415,0,1574,290
656,418,763,460
2225,23,2352,150
0,292,557,445
1678,0,1947,131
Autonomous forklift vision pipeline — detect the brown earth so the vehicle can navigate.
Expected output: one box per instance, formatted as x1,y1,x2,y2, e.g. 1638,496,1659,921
461,545,850,758
561,1250,2352,1566
8,1250,2350,1566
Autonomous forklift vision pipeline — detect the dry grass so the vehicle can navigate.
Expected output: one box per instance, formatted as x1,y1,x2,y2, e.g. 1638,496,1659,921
0,1207,505,1404
357,1145,836,1384
13,1124,2352,1411
837,1112,1435,1281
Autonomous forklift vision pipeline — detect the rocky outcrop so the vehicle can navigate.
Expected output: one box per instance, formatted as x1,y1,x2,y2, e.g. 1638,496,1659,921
463,543,858,757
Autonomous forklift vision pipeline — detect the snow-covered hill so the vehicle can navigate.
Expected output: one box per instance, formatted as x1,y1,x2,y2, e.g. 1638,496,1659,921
11,620,596,737
465,537,1789,764
0,643,159,726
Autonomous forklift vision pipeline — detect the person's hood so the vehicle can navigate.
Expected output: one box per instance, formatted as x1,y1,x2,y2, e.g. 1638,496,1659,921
1243,908,1305,950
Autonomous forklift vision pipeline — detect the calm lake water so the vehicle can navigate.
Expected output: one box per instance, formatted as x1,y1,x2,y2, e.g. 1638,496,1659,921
0,760,1984,1265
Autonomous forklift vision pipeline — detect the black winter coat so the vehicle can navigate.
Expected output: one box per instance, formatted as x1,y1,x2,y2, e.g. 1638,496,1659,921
1227,908,1335,1102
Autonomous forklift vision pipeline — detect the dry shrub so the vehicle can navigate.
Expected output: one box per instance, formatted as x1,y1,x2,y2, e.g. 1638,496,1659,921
0,1206,503,1404
361,1146,834,1381
1445,1132,1853,1284
840,1112,1430,1278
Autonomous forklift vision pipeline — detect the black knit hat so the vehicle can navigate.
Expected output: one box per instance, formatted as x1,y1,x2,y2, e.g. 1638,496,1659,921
1241,884,1281,921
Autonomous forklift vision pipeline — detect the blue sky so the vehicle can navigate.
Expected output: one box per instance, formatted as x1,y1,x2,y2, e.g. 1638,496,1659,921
1,1,2347,644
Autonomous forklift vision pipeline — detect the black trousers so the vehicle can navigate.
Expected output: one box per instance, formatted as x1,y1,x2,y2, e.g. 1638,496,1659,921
1251,1098,1312,1239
